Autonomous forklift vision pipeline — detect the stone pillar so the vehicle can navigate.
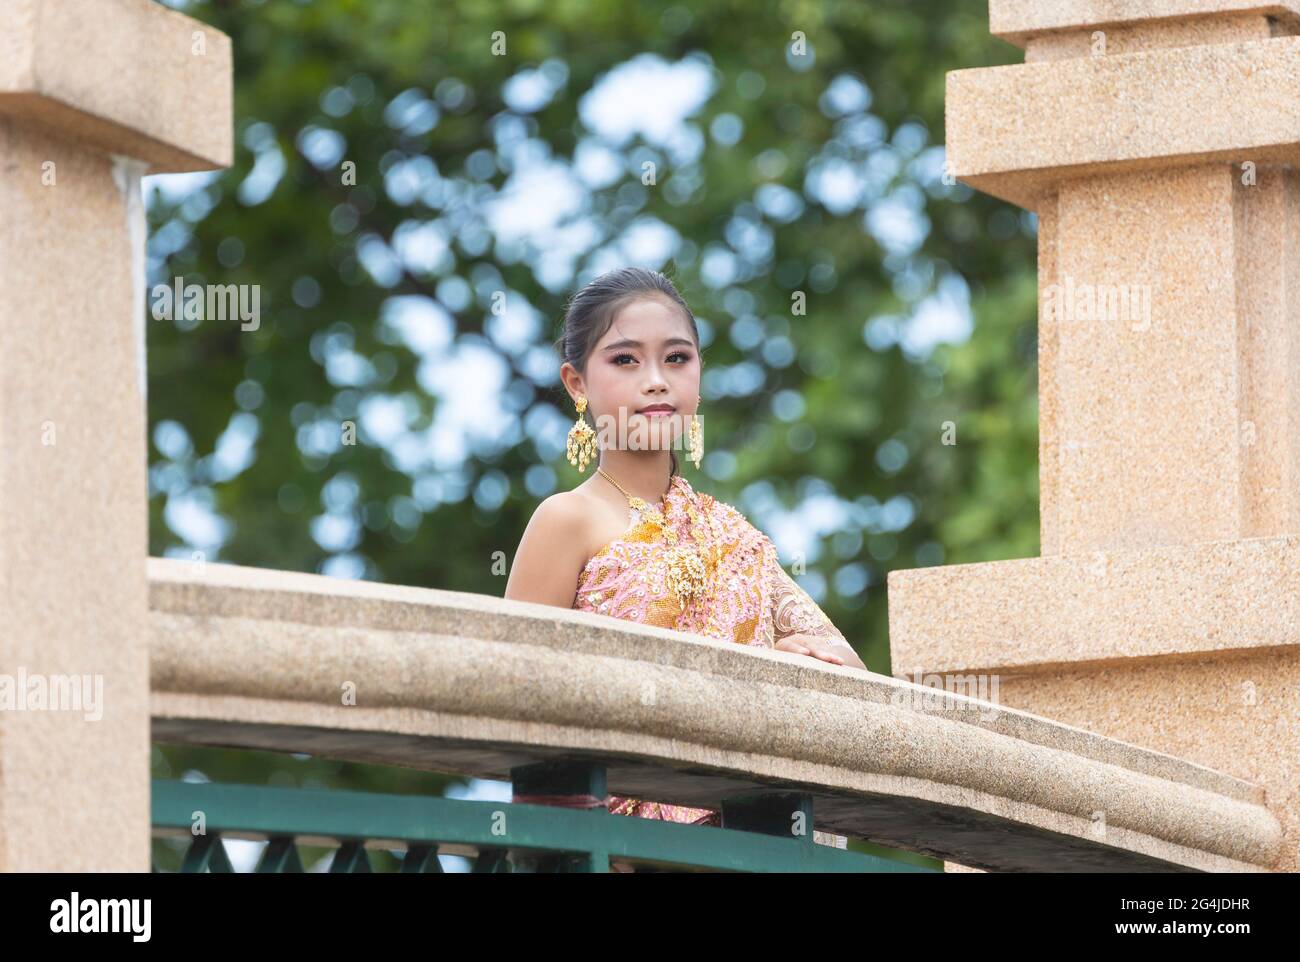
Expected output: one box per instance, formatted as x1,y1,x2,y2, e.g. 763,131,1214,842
0,0,230,870
889,0,1300,871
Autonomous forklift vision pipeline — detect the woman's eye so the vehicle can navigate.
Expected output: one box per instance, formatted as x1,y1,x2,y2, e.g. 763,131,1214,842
613,351,691,365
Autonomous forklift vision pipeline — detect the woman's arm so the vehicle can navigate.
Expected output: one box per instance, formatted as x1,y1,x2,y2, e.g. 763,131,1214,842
768,558,868,670
504,494,592,608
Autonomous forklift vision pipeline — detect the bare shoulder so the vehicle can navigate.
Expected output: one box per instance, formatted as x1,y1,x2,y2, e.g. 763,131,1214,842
527,488,591,541
548,483,628,552
505,490,598,606
530,486,627,557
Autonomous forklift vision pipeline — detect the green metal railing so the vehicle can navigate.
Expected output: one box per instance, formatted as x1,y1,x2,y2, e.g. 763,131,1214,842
151,759,937,873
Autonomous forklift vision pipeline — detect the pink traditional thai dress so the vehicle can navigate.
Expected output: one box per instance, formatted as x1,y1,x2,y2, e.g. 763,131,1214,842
572,472,855,847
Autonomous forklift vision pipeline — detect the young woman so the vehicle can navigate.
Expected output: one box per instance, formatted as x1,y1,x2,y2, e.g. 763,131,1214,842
505,267,866,864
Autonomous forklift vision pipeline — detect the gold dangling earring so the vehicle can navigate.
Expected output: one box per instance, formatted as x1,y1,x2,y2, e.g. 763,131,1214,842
566,394,597,472
688,397,703,470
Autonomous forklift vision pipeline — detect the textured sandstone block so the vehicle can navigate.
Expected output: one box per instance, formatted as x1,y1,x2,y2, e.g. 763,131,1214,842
989,0,1300,48
946,38,1300,209
0,0,231,172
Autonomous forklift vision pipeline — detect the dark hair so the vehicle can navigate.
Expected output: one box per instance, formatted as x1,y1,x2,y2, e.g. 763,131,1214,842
554,267,701,477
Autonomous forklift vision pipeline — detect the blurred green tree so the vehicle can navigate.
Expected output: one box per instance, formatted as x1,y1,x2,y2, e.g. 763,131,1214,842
147,0,1038,865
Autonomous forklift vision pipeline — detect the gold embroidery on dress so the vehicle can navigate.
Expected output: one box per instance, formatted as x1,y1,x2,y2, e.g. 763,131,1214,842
645,594,681,628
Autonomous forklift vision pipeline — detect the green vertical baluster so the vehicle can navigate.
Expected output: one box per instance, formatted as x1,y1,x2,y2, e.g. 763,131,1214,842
509,758,609,873
472,849,511,873
330,841,372,873
210,835,235,873
181,832,235,873
400,843,443,873
257,836,304,873
578,849,609,873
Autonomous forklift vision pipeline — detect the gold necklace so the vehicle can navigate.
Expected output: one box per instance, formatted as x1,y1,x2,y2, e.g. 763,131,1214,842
597,467,715,613
596,466,671,517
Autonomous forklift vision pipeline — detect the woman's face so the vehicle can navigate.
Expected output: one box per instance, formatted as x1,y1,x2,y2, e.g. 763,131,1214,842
567,296,701,453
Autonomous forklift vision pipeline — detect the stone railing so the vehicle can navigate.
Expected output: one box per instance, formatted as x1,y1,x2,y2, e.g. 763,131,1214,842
148,558,1283,872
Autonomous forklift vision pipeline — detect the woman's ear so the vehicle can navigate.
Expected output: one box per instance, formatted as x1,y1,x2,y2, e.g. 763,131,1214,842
558,362,584,402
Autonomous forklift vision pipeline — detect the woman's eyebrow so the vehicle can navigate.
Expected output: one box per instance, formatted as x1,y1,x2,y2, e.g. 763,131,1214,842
602,337,695,350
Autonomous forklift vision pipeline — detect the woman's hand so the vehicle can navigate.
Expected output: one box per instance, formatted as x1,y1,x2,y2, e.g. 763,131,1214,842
774,633,864,669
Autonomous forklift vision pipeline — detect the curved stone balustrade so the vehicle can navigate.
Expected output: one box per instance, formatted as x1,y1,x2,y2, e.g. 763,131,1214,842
148,558,1283,872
